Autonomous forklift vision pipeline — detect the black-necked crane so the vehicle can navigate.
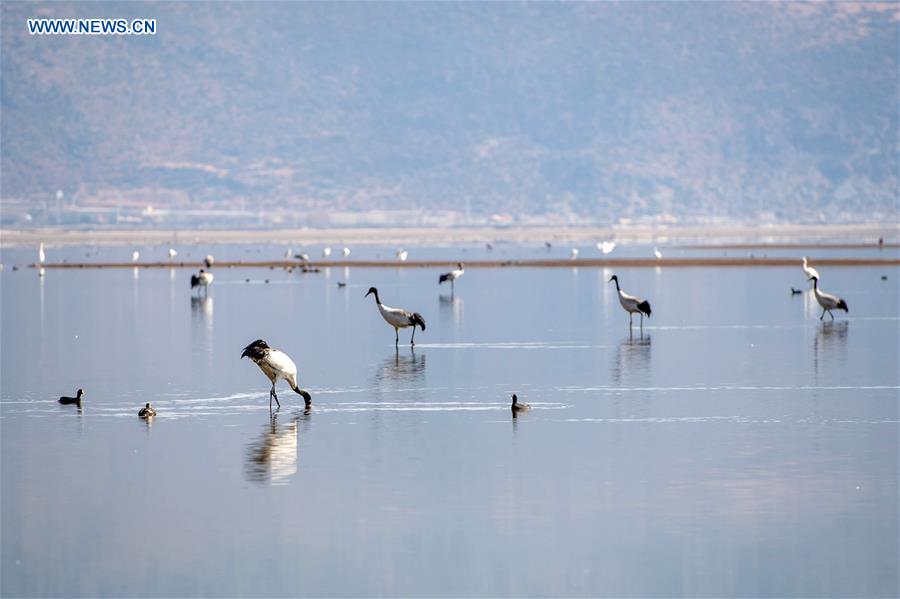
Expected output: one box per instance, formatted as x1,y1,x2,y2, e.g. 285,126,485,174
396,249,409,262
138,402,157,418
802,257,819,282
168,248,178,259
365,287,426,346
191,269,214,295
598,241,616,255
653,247,662,260
439,263,464,292
609,274,652,328
809,276,848,320
284,247,293,259
132,250,140,262
242,339,312,410
39,243,46,264
204,255,215,268
511,393,531,413
322,247,332,258
570,248,579,260
342,247,351,257
59,388,83,406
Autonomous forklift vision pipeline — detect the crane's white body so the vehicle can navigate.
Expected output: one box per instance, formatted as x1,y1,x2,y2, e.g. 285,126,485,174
609,275,652,328
342,247,351,257
598,241,616,254
397,249,408,262
570,248,579,260
653,247,662,259
366,287,425,345
242,340,312,409
322,247,332,258
810,277,848,320
285,248,293,259
802,257,819,281
204,255,215,268
439,264,464,291
132,250,140,262
168,248,178,259
192,270,214,295
39,243,45,264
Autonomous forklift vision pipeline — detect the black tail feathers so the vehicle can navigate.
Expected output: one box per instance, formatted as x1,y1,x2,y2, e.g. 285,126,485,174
439,273,450,284
637,300,652,317
190,274,200,288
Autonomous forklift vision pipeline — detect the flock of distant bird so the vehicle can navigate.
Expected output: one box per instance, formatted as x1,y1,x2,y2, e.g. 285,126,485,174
43,243,852,418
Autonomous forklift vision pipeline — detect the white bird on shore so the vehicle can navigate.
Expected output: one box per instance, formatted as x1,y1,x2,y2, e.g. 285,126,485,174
322,247,332,258
396,249,408,262
570,248,579,260
191,269,214,295
285,247,293,259
131,250,140,262
809,275,848,320
598,241,616,255
241,339,312,410
38,243,46,264
802,256,819,282
342,247,351,257
365,287,426,346
609,274,652,328
204,255,215,268
295,253,310,262
439,263,464,292
168,248,178,259
653,247,662,260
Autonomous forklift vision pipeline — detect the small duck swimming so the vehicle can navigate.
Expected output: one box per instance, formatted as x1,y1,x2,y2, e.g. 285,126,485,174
790,287,803,295
511,393,531,412
138,403,157,418
59,388,84,406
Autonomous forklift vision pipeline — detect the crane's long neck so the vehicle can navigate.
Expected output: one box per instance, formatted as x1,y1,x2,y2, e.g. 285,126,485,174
372,290,381,305
612,278,621,291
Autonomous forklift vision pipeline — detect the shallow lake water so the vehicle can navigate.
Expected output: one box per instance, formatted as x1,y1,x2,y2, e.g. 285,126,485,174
1,244,898,597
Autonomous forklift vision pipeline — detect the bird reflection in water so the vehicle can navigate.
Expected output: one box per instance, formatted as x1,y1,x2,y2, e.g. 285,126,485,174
374,347,426,388
813,321,849,377
438,293,463,329
612,330,651,387
244,411,310,486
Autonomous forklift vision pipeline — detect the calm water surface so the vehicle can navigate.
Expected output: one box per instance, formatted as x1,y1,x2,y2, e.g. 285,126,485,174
1,244,898,597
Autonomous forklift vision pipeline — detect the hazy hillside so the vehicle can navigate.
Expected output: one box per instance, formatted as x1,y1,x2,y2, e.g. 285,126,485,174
1,2,898,226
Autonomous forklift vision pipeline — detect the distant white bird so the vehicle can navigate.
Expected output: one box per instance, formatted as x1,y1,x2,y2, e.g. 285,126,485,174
570,248,579,260
132,250,140,262
439,263,464,292
190,269,214,295
653,247,662,260
342,247,351,257
365,287,426,346
809,275,848,320
598,241,616,255
241,339,312,410
38,243,45,264
396,249,408,262
802,256,819,281
322,247,332,258
609,274,652,328
295,253,310,262
168,248,178,259
204,255,215,268
285,247,293,259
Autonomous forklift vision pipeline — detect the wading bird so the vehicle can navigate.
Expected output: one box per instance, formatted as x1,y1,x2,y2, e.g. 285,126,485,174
439,263,464,292
802,257,819,282
511,393,530,413
598,241,616,255
809,276,848,320
242,339,312,410
342,247,351,257
58,388,84,406
396,249,409,262
190,269,214,295
138,403,157,418
365,287,426,346
653,247,662,260
39,243,45,264
204,255,215,268
322,247,332,258
168,248,178,259
132,250,140,262
570,248,579,260
284,247,293,259
609,274,652,328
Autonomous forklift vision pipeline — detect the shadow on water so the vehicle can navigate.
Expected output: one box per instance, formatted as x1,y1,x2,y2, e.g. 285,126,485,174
612,330,651,387
373,346,427,388
244,410,311,486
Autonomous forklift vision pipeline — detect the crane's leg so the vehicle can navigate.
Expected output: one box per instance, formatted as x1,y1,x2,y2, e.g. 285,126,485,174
829,309,834,321
820,308,825,320
411,326,416,346
629,312,633,328
395,328,399,346
640,312,644,329
271,382,280,409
